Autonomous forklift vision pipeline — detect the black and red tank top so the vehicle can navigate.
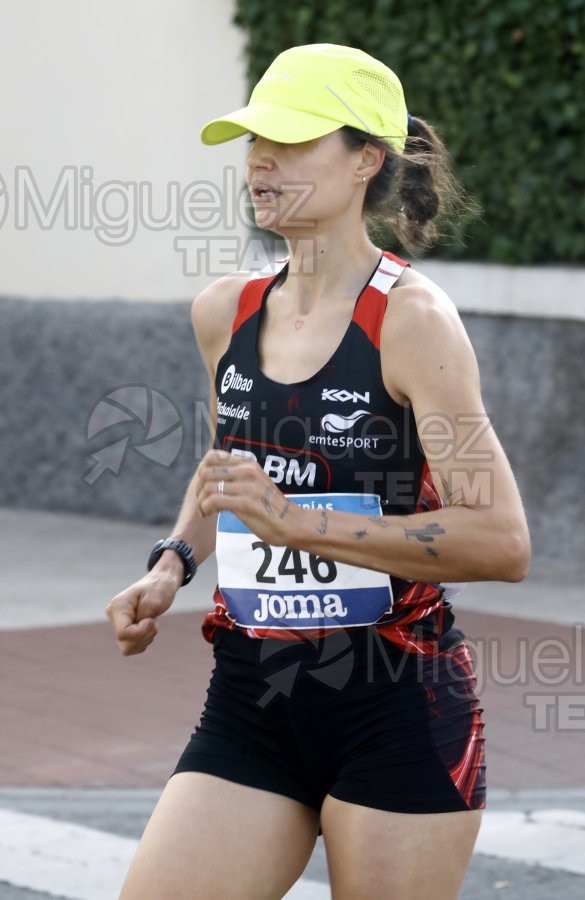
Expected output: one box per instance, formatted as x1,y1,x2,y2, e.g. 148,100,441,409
202,251,464,653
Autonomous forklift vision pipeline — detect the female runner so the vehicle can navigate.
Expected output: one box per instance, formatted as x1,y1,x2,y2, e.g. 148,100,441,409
107,43,530,900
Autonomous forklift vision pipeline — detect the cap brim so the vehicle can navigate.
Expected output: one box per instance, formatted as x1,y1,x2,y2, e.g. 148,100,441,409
200,102,344,145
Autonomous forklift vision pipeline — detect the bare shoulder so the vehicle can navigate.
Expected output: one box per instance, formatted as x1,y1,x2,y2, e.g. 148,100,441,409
381,265,479,403
386,266,464,333
191,272,254,376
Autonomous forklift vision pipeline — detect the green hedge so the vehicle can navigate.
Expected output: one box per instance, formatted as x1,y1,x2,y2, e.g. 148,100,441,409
234,0,585,264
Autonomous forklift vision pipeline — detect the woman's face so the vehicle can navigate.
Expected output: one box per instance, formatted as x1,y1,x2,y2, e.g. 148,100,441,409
245,130,364,236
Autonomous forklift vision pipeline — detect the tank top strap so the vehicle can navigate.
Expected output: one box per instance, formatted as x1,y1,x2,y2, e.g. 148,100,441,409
231,261,289,335
352,251,410,349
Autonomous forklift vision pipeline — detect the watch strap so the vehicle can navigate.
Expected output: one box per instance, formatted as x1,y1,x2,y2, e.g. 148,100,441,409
147,537,197,586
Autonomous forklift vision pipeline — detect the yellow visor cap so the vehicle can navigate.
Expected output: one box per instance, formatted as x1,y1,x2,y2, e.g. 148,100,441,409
200,44,408,154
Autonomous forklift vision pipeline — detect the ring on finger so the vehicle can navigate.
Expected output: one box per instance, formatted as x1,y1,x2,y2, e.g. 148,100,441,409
217,480,225,495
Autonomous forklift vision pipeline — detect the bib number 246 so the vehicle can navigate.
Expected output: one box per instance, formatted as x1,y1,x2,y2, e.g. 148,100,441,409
252,542,337,585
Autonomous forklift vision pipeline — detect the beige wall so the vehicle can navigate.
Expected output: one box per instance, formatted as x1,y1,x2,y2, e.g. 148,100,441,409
0,0,248,300
415,261,585,322
1,4,583,319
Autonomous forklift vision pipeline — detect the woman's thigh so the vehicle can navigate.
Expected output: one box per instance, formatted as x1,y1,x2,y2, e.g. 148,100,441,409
120,772,320,900
321,796,482,900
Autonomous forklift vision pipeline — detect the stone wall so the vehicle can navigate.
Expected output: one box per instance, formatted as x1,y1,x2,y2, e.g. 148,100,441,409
1,296,583,561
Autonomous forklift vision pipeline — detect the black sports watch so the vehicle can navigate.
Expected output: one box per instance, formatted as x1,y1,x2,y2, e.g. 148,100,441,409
147,537,197,586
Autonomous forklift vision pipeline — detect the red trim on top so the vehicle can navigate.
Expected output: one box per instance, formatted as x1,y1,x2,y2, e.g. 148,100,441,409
233,253,407,339
352,251,409,349
231,276,270,335
352,285,388,349
415,459,443,514
382,250,410,268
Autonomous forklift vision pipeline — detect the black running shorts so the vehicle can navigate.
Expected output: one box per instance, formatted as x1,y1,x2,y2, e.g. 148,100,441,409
173,626,486,815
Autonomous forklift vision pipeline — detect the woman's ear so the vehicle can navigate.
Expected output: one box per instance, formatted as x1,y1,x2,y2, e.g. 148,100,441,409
355,142,385,183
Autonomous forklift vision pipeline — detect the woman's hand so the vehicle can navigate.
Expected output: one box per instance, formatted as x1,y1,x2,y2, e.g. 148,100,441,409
196,450,300,545
106,569,180,656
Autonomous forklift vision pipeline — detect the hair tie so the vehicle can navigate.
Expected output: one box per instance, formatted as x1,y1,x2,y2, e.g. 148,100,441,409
407,113,414,129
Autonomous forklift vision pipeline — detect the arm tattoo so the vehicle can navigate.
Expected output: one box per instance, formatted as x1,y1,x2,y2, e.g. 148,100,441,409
368,516,390,528
404,522,446,543
354,528,369,540
441,476,464,505
425,546,440,559
262,487,290,521
316,510,329,535
261,488,274,518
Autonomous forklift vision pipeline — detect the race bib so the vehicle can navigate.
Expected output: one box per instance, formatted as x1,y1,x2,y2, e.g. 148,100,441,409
216,493,393,629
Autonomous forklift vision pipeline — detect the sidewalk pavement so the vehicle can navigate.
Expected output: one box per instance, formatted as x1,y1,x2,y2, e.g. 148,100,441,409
1,507,584,898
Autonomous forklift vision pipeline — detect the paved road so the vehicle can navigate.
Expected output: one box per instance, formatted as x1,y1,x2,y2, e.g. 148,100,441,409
1,508,584,898
1,790,585,899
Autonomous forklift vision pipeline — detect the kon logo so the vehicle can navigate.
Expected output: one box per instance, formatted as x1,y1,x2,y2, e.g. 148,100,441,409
232,448,316,487
322,388,370,403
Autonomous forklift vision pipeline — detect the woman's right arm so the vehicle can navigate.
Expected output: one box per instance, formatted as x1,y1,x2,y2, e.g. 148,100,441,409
106,273,249,655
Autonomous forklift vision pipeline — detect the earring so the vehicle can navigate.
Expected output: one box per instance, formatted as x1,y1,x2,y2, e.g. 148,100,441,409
362,176,367,183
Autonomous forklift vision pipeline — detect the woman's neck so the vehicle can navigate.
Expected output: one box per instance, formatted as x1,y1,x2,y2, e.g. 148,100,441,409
279,227,381,315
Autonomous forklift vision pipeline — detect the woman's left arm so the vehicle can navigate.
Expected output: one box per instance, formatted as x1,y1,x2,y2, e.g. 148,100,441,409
197,286,531,583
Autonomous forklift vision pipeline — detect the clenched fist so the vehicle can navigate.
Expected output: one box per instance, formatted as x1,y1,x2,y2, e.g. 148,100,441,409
106,568,181,656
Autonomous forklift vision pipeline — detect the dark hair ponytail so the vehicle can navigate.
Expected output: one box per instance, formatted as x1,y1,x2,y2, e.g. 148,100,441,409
341,116,473,254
